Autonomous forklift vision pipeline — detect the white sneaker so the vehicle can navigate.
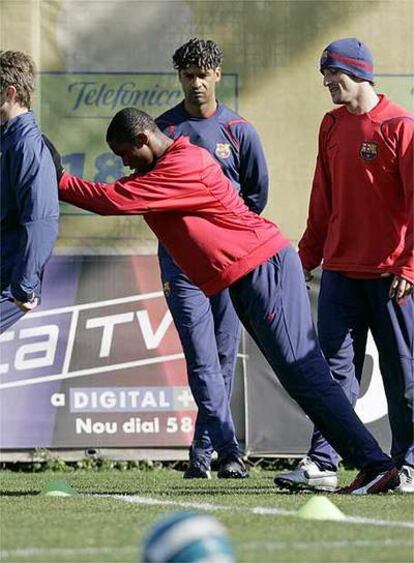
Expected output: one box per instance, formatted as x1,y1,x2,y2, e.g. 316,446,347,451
395,465,414,493
274,457,338,492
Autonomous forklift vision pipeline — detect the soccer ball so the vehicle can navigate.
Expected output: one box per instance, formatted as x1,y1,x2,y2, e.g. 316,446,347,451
142,511,235,562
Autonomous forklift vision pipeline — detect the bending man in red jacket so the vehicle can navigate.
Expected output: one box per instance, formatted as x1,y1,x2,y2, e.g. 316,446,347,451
50,106,401,494
275,38,413,494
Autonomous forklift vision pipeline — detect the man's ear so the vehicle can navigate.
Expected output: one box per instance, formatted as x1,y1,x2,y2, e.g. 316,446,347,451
135,132,149,147
4,85,17,101
214,67,222,83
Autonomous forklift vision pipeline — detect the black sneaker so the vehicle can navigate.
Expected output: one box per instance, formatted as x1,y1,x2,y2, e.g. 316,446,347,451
217,454,249,479
337,466,400,495
183,459,211,479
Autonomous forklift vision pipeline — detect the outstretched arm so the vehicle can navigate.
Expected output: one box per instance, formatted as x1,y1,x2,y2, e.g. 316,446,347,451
45,136,210,216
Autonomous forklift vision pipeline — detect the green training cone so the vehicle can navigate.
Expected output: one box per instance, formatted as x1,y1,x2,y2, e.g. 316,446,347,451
43,480,77,497
297,496,345,521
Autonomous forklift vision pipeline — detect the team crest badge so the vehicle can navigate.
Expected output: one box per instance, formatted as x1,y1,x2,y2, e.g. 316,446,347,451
360,141,378,160
215,143,231,159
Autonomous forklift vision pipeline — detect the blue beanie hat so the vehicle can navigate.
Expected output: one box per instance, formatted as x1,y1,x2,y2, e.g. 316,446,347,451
320,38,374,82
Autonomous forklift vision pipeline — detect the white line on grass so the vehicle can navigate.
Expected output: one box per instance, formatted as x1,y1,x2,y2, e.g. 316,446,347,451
242,539,414,551
0,546,136,558
108,494,414,529
1,539,412,559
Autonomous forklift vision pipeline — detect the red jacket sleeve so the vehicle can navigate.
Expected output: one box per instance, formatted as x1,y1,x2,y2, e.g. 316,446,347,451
298,115,334,271
387,117,414,283
58,152,214,215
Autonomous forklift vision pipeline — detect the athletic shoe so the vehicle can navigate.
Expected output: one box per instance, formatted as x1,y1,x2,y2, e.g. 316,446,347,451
183,459,211,479
338,466,400,495
274,457,338,492
395,465,414,493
217,454,249,479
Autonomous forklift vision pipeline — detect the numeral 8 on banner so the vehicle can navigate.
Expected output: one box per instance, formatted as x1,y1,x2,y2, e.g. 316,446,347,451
62,152,124,183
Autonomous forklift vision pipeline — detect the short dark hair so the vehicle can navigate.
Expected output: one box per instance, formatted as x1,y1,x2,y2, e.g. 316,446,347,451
172,38,223,71
106,107,157,144
0,50,36,108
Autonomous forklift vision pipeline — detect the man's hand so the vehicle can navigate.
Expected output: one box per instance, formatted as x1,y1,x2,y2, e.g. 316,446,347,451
389,275,413,303
42,134,64,182
303,268,313,291
303,269,313,283
14,297,39,312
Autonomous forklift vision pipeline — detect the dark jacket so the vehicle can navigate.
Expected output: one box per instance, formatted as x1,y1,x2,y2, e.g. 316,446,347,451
1,112,59,301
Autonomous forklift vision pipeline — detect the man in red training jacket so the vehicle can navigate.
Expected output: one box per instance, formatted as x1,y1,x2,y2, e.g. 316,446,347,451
47,106,401,494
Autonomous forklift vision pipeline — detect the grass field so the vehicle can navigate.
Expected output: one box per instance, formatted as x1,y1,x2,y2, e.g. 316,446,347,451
0,467,413,563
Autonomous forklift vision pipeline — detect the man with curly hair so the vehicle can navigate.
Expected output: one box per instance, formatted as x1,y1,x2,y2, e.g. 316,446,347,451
155,38,269,479
0,50,59,334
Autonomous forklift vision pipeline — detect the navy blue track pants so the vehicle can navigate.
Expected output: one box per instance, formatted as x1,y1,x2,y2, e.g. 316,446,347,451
309,271,414,470
161,266,241,462
229,246,393,471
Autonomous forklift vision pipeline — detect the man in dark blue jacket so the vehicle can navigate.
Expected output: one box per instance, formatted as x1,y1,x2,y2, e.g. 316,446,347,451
156,38,269,479
0,50,59,334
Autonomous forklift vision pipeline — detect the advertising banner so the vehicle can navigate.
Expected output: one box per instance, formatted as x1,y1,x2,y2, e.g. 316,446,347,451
0,255,197,449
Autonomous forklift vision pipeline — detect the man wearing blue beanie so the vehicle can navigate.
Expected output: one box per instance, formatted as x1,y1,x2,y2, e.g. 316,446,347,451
275,38,414,494
319,37,374,83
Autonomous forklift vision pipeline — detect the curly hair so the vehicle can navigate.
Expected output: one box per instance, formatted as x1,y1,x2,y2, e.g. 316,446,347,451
172,38,223,71
0,50,36,109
